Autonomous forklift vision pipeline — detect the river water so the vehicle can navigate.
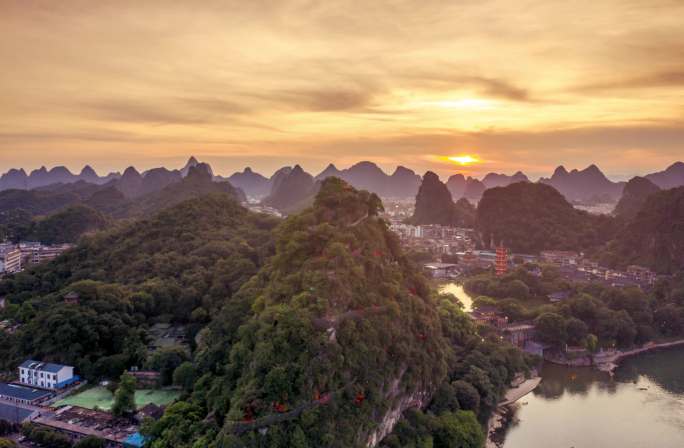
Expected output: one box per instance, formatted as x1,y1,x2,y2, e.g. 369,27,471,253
501,346,684,448
439,283,475,312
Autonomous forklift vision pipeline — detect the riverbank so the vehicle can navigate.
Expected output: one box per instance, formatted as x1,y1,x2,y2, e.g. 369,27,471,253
486,377,542,448
594,339,684,375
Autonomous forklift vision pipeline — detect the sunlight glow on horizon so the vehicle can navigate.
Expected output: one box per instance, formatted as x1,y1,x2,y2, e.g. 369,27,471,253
448,155,480,166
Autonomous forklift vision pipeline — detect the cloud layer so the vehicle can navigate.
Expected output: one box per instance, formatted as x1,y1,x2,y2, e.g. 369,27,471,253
1,0,683,179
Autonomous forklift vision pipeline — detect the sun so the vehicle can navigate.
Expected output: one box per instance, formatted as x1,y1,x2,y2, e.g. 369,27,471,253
448,155,479,166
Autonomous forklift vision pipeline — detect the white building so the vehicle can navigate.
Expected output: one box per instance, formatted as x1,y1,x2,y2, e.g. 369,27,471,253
0,246,21,274
18,360,76,390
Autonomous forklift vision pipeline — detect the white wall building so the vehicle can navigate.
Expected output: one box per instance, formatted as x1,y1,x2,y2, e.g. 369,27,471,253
18,360,76,390
0,246,21,274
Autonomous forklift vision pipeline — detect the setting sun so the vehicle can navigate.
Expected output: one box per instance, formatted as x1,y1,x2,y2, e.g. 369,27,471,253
448,155,480,166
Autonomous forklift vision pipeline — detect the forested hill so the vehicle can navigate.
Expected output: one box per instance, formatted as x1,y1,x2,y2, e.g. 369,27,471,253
408,171,475,227
476,182,617,253
606,186,684,273
0,165,246,243
143,178,530,448
0,193,278,375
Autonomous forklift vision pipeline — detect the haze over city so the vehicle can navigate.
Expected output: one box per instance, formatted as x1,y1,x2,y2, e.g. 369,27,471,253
2,0,684,179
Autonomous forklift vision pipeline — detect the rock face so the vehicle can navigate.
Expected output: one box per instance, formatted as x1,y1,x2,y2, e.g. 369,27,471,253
463,177,486,201
645,161,684,189
227,167,271,198
611,186,684,273
262,165,318,213
408,171,475,227
613,176,661,219
539,164,624,202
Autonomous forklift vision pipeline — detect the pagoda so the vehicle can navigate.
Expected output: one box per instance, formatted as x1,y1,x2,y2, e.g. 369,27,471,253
495,243,508,277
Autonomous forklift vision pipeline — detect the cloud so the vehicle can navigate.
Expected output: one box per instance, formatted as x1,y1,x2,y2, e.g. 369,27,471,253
574,70,684,93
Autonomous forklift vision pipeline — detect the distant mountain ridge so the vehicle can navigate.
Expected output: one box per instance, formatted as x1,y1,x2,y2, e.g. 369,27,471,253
3,159,683,204
539,164,625,202
315,161,422,198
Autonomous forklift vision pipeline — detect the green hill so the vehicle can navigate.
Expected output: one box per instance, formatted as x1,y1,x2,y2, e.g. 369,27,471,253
476,182,617,253
0,193,278,377
143,178,530,448
606,186,684,273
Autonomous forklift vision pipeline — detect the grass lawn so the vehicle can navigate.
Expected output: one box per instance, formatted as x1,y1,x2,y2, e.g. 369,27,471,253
56,386,180,411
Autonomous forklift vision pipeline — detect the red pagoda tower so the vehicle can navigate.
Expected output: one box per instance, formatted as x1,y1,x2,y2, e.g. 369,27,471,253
495,243,508,276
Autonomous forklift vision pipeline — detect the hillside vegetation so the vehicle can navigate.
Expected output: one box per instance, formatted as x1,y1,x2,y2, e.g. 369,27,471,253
476,182,617,253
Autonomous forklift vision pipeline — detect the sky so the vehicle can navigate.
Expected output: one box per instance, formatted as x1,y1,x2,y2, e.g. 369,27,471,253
1,0,683,180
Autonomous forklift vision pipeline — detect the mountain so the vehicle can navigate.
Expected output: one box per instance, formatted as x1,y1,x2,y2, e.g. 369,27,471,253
262,165,318,213
482,171,529,189
446,174,466,199
387,166,422,198
613,176,661,219
476,182,618,253
0,165,118,190
0,168,28,190
315,163,343,180
408,172,475,227
227,167,271,199
645,162,684,189
79,165,100,184
180,156,200,177
140,167,183,196
121,164,246,218
23,205,108,244
463,177,486,201
0,192,278,376
115,167,144,198
315,161,421,198
539,164,624,202
607,186,684,273
190,177,451,446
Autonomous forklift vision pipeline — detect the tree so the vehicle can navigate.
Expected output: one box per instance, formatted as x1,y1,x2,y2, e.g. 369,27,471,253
433,411,485,448
147,346,189,386
534,313,567,348
112,372,136,417
172,362,196,393
585,334,599,353
452,380,480,414
0,438,17,448
75,436,107,448
565,318,589,346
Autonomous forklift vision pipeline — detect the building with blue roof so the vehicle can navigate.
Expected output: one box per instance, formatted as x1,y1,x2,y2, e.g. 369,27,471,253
0,382,52,405
0,401,37,423
19,359,77,389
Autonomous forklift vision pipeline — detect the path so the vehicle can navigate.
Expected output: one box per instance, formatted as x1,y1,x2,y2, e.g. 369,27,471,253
498,377,542,406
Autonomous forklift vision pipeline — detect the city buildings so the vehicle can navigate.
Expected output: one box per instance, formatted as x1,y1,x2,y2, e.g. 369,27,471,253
0,244,21,274
19,360,77,390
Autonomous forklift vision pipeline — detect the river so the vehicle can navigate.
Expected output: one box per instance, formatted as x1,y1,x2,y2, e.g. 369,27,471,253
439,283,475,312
500,346,684,448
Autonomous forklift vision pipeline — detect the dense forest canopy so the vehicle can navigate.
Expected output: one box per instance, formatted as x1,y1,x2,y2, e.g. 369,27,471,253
0,193,277,378
1,177,535,448
0,165,246,244
476,182,618,253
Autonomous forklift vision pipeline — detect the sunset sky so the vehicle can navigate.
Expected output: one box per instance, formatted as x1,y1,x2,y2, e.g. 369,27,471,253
1,0,683,179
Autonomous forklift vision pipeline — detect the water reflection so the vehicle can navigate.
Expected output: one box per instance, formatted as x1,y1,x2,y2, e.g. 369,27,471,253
501,346,684,448
439,283,474,312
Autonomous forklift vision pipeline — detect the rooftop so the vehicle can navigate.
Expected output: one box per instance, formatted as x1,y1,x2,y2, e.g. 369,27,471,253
0,401,35,423
19,359,72,373
0,382,52,401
